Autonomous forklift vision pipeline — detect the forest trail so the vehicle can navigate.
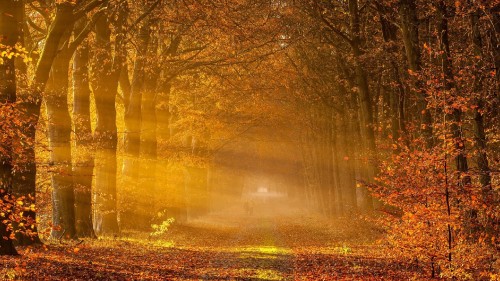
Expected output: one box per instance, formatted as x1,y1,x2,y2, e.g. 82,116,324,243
1,205,423,280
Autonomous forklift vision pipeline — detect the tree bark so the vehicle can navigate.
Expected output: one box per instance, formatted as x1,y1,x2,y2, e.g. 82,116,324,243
45,28,77,239
141,36,161,221
0,0,20,255
12,2,75,245
72,22,96,238
437,1,469,179
91,5,126,236
376,2,407,142
121,19,151,229
349,0,375,211
470,6,492,193
398,0,434,147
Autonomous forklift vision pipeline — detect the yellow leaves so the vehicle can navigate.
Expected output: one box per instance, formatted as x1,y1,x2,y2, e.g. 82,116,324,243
23,56,33,63
73,247,80,254
1,51,17,59
16,200,24,206
0,43,31,64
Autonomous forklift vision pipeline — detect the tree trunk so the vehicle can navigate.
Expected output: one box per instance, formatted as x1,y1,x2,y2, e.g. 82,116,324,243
398,0,433,147
45,32,77,239
487,10,500,94
12,3,75,244
470,6,492,194
437,1,469,179
341,110,357,214
376,3,407,142
349,0,375,211
72,24,96,238
0,0,20,255
141,36,161,220
121,21,151,229
91,6,126,236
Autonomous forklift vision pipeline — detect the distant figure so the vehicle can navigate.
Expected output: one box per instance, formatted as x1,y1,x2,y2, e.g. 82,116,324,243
244,200,254,215
244,200,250,215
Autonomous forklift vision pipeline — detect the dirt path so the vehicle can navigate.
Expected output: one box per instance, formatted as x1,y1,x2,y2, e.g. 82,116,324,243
1,208,423,280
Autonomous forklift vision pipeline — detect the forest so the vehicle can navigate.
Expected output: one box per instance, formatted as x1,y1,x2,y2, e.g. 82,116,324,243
0,0,499,280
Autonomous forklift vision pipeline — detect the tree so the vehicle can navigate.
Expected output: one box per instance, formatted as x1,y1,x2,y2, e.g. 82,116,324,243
91,0,127,236
0,0,22,256
72,19,97,238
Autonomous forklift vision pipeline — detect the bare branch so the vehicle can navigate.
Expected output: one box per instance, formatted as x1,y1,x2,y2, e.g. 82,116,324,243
68,9,106,54
27,17,47,34
73,0,107,20
125,0,162,33
318,12,354,47
29,2,50,26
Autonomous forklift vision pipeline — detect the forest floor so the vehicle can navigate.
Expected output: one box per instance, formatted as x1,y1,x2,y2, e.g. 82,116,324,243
1,203,427,280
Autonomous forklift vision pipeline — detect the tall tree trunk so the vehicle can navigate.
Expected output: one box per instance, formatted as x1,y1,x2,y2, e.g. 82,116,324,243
328,109,339,217
141,36,161,220
0,0,20,255
376,3,407,142
349,0,375,211
470,6,492,194
436,0,469,261
121,21,151,229
331,121,344,216
91,5,126,235
398,0,433,147
45,30,77,239
72,23,96,238
340,109,357,214
12,3,75,244
156,34,181,145
487,9,500,94
437,1,469,179
4,0,43,246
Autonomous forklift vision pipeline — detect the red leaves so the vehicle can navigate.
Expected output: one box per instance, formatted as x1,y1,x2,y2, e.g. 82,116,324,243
371,144,499,279
0,214,418,280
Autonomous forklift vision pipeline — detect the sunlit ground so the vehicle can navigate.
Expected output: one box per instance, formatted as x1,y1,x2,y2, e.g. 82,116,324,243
1,203,423,280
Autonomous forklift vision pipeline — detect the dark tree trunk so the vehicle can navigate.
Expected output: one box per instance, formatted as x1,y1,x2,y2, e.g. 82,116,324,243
376,2,407,142
121,20,151,229
0,0,20,255
91,5,127,236
45,32,77,239
487,10,500,94
348,0,375,211
72,21,96,238
398,0,433,147
470,7,492,194
13,3,75,244
437,1,469,179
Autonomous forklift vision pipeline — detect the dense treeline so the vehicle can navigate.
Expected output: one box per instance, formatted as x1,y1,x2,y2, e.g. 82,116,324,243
289,0,499,278
0,0,286,251
0,0,498,279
